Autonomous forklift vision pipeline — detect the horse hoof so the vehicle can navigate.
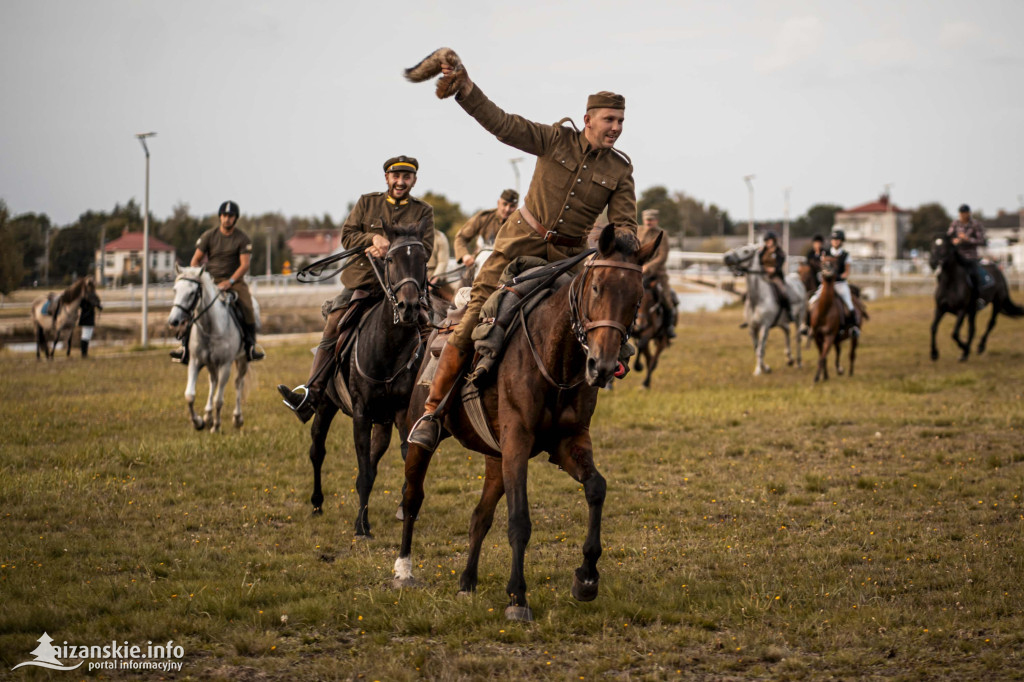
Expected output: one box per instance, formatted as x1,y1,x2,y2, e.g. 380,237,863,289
311,507,323,517
396,505,404,521
959,355,969,363
571,574,599,602
504,605,534,622
457,589,474,599
930,351,939,361
787,359,794,366
353,532,373,541
233,416,244,429
193,418,205,431
393,577,419,590
837,368,844,376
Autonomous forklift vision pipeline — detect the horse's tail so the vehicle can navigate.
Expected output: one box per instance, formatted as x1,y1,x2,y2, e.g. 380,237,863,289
1000,293,1024,318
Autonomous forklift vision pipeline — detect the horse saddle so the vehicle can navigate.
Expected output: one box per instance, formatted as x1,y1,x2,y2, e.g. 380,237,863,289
42,294,60,318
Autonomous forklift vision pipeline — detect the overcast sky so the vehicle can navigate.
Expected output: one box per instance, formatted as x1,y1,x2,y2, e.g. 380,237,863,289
2,0,1021,227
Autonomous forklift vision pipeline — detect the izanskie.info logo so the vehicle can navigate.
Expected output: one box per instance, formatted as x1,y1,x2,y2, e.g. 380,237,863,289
12,632,185,673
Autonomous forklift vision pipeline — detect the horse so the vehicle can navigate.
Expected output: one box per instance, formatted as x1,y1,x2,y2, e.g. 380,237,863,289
167,265,256,432
631,273,672,389
308,223,439,538
808,255,860,382
723,245,806,376
929,233,1024,362
393,225,661,622
30,276,100,360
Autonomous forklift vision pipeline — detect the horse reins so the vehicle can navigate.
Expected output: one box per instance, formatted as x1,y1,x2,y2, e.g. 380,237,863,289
367,236,429,324
173,277,228,336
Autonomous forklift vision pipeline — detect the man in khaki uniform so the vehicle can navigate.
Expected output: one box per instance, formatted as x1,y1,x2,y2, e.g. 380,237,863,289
426,227,452,298
453,188,518,268
408,59,638,450
171,200,265,363
638,208,677,338
277,156,435,422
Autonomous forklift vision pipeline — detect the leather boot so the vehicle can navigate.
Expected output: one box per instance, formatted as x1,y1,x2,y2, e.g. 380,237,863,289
80,340,89,358
408,343,469,450
278,308,346,423
244,323,265,361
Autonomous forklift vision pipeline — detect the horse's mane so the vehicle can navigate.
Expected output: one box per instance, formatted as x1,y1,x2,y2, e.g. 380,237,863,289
60,276,92,303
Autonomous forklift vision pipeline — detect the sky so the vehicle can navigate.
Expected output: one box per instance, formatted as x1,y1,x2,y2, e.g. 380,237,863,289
2,0,1022,227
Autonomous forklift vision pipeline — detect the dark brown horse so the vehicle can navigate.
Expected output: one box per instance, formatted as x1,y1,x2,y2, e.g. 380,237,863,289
393,225,661,622
929,233,1024,362
809,255,859,382
31,276,100,360
631,274,672,389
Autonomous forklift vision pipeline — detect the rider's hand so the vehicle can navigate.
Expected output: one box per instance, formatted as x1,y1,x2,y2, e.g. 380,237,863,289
461,254,475,267
441,59,473,97
951,236,962,245
366,234,390,259
217,280,232,292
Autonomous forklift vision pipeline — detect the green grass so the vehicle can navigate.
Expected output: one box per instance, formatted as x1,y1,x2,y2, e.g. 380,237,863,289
1,294,1023,680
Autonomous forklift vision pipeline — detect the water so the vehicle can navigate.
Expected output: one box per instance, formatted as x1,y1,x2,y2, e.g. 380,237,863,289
677,289,736,313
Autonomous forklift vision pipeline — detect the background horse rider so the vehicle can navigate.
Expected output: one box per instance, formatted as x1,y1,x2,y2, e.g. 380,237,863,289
810,229,861,336
406,51,638,451
948,203,992,306
426,226,452,298
453,188,519,284
638,208,677,338
805,233,825,273
759,230,793,320
278,155,435,422
78,294,102,358
171,200,264,364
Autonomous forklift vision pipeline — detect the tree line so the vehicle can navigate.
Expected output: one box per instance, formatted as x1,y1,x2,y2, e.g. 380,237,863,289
0,190,963,294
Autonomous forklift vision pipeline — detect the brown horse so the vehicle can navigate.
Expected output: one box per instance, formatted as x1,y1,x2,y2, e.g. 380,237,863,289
394,225,661,621
30,276,100,360
809,256,860,382
631,274,672,389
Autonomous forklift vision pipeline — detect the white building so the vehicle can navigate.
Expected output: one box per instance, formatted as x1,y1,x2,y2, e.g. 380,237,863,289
96,231,177,285
833,195,912,259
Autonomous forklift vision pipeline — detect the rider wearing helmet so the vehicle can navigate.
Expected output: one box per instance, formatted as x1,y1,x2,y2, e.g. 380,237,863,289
810,229,860,336
170,200,265,364
947,203,991,303
277,156,435,423
757,230,793,320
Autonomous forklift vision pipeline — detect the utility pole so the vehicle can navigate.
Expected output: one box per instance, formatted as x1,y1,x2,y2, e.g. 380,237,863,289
883,183,893,298
744,175,756,244
510,158,525,196
136,132,156,347
265,224,272,278
43,222,50,286
783,187,791,273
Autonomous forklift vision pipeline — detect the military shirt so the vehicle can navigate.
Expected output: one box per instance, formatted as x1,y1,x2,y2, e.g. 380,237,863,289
637,223,669,276
340,192,435,290
426,229,450,280
456,85,637,256
196,227,252,281
453,208,503,262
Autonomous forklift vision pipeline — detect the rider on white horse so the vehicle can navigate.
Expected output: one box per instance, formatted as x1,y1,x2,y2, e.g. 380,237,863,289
171,200,264,364
809,229,860,336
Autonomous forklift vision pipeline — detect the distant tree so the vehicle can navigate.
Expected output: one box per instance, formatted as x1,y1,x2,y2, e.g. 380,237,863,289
50,225,94,281
906,203,951,255
158,202,207,264
0,201,24,294
6,211,50,284
421,191,466,240
791,203,843,239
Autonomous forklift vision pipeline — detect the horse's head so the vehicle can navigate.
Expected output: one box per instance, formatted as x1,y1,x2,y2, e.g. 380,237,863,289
820,255,839,282
574,224,661,387
929,233,952,271
168,264,209,327
380,220,429,325
723,244,759,275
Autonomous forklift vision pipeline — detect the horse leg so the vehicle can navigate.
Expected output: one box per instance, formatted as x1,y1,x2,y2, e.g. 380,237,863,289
781,323,794,367
50,328,60,360
951,310,970,361
185,360,205,430
962,309,978,362
815,334,830,382
930,307,945,361
633,340,645,373
232,358,248,429
554,432,606,603
395,409,410,520
309,400,338,516
848,333,858,378
35,324,44,361
66,327,74,357
459,455,505,595
834,337,844,375
395,441,440,588
754,324,771,375
977,303,999,355
503,427,535,621
351,412,380,538
210,364,231,433
643,344,660,389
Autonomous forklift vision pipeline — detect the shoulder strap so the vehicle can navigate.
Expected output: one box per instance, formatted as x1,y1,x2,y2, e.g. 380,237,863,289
554,116,580,133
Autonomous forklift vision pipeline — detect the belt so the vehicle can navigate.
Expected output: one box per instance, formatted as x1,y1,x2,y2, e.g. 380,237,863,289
520,204,586,248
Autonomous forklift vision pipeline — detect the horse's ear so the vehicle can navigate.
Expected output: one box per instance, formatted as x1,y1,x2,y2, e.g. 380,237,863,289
598,224,616,256
636,231,663,265
174,262,181,275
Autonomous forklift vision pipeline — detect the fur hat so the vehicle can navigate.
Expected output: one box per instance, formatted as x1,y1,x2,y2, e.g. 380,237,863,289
500,189,519,205
404,47,468,99
587,91,625,111
641,208,659,220
383,156,419,174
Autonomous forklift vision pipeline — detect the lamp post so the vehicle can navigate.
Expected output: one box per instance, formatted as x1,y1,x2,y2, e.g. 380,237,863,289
744,175,756,244
136,132,156,347
510,158,525,196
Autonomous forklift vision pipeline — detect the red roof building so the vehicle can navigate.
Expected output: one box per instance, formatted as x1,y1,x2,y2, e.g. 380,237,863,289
834,194,912,259
286,229,343,268
95,230,178,285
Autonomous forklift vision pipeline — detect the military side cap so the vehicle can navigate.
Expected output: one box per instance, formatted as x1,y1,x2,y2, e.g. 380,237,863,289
500,189,519,204
642,208,659,219
586,91,625,110
384,156,419,174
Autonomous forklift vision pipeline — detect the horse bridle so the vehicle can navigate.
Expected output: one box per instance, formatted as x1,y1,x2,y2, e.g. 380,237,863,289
569,255,643,353
726,248,765,277
367,235,428,324
172,276,223,330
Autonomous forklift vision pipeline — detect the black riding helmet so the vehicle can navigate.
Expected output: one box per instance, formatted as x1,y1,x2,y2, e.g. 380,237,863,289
831,229,845,241
763,230,779,243
219,200,240,217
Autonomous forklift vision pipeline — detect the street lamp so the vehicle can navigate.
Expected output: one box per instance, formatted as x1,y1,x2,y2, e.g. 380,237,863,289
743,175,756,244
509,158,525,196
136,132,156,347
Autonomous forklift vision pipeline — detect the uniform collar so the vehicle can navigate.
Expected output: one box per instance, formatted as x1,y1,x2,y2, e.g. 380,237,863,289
386,194,410,206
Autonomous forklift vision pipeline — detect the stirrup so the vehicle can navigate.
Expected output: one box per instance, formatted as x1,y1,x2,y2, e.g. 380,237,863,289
408,412,441,450
280,385,309,411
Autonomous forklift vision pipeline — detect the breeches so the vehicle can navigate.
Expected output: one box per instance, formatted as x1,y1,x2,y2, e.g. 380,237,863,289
220,280,255,325
80,326,94,342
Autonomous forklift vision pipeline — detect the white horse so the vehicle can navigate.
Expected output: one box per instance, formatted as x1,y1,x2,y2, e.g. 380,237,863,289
724,244,806,376
167,265,258,432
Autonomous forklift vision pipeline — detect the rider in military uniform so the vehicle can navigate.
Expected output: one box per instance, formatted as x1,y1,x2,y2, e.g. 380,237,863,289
171,200,264,364
407,56,638,450
637,208,677,338
453,189,519,269
277,156,435,422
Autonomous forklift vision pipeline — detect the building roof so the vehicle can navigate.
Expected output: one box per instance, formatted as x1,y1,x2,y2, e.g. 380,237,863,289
838,195,910,215
103,231,176,252
286,230,342,257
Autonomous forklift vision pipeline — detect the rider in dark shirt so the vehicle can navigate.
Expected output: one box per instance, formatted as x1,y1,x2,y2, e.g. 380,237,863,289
758,231,792,319
947,203,991,303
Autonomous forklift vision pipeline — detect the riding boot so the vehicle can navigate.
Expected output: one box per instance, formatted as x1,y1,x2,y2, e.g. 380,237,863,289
277,308,346,423
244,323,265,361
80,340,89,358
408,343,470,450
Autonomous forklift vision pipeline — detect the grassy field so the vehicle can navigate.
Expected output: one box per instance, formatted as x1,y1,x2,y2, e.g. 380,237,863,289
1,295,1023,680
